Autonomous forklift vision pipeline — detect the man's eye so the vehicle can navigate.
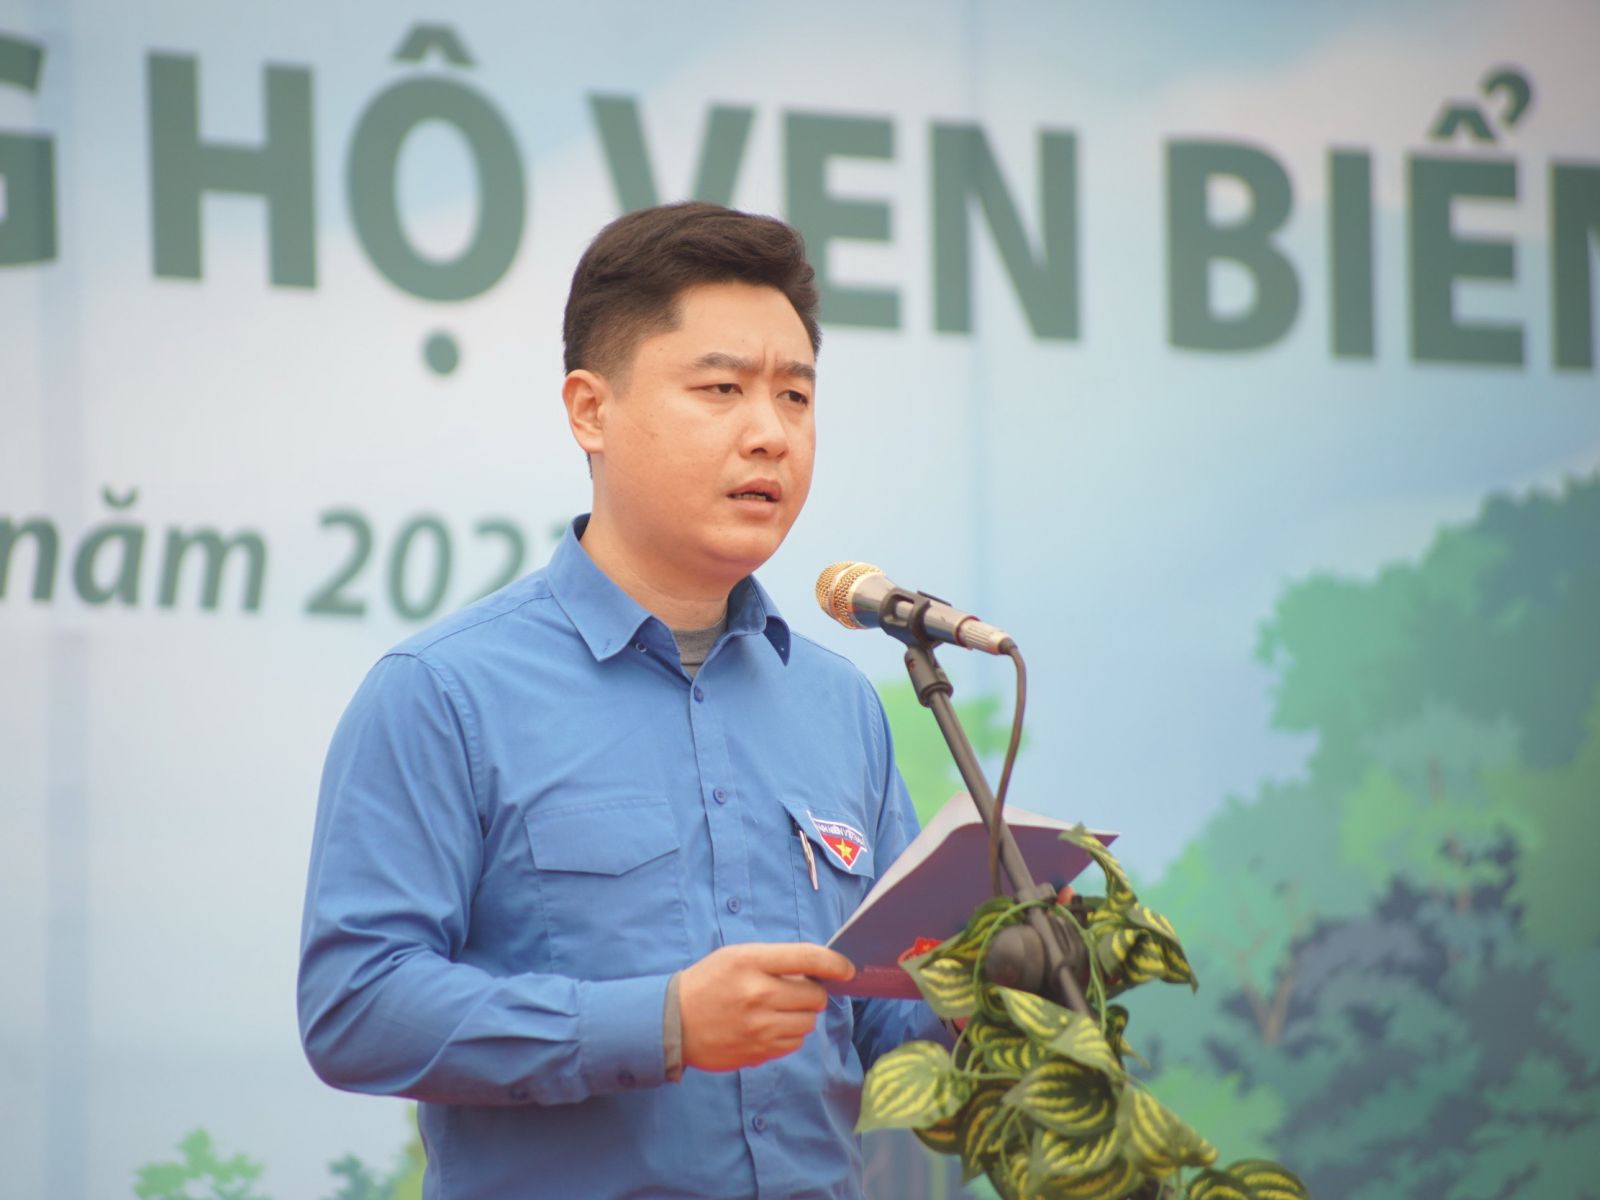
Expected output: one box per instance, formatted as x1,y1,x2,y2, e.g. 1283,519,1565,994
785,390,811,406
708,382,739,395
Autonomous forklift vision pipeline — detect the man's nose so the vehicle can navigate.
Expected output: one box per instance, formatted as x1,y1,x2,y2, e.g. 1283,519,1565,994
742,393,790,457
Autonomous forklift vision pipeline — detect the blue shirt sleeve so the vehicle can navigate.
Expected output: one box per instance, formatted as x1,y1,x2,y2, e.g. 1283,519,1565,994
297,652,672,1107
848,680,949,1068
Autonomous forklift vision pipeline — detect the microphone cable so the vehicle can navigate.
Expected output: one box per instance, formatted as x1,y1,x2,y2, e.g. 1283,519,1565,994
989,642,1026,897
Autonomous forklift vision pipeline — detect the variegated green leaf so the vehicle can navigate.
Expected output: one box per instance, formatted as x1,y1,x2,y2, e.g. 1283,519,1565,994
1030,1124,1124,1181
1122,934,1171,987
1039,1154,1140,1200
976,977,1009,1021
996,986,1122,1077
903,951,978,1018
1116,1086,1217,1176
962,1016,1009,1057
1088,925,1158,987
959,1015,1000,1060
1088,925,1118,981
1089,903,1197,993
1102,1004,1144,1068
1103,1005,1129,1049
998,986,1076,1042
1069,896,1109,936
951,896,1023,954
994,1146,1032,1200
1059,826,1136,910
1003,1058,1118,1137
959,1085,1017,1179
913,1111,961,1155
986,1032,1047,1077
1046,1020,1122,1078
1209,1158,1312,1200
1121,901,1180,943
1091,922,1197,994
1187,1169,1252,1200
857,1041,967,1133
1160,937,1199,989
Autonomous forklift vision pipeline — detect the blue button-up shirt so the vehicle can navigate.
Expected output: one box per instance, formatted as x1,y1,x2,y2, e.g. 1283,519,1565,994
299,518,941,1199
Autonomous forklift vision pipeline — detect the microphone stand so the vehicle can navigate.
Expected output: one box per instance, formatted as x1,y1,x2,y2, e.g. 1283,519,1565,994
881,589,1092,1018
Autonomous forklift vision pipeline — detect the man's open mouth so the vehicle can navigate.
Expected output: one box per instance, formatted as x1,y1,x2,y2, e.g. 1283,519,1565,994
729,484,780,502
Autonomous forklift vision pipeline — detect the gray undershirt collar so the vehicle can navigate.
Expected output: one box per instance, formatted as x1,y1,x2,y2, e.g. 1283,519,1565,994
671,611,728,679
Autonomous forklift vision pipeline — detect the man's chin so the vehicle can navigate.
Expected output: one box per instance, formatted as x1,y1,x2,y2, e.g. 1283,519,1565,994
700,527,790,581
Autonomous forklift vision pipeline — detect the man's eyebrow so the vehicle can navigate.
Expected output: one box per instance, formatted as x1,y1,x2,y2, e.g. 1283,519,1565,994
689,351,816,384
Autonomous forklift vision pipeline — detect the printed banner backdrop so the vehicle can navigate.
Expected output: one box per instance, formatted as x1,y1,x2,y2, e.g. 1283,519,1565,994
3,2,1598,1197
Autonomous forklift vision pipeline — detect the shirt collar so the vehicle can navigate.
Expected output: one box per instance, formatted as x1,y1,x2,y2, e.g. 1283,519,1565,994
548,516,792,666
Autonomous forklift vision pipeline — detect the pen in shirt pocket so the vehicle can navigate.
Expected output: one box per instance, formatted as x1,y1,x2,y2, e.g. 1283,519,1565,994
793,818,819,890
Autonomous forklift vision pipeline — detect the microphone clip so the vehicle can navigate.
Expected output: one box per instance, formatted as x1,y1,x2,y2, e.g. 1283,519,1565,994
875,587,956,652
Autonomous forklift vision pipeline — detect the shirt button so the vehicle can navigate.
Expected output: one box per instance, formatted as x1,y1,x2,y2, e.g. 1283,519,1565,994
617,1069,636,1087
713,787,728,804
693,685,704,702
634,641,646,652
751,1114,767,1133
726,895,741,913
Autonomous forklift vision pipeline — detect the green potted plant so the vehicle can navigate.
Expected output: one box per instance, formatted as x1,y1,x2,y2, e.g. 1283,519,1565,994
856,827,1311,1200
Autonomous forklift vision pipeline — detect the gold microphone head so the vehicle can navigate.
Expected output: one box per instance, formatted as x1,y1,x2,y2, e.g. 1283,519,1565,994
815,561,884,630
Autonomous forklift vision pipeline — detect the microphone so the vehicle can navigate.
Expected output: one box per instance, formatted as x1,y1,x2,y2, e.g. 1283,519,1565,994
815,562,1015,655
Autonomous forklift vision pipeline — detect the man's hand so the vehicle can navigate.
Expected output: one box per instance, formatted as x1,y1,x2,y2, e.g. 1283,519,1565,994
677,942,855,1072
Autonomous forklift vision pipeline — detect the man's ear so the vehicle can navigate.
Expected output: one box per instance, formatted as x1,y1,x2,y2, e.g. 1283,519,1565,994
562,369,609,456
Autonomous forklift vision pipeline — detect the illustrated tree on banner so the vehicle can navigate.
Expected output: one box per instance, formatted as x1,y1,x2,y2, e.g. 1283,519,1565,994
1131,472,1600,1199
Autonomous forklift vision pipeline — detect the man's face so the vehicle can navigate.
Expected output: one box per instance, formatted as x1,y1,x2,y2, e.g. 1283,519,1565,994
589,280,817,590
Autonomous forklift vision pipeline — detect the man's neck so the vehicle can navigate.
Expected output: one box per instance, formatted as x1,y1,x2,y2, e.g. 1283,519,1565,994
578,513,734,629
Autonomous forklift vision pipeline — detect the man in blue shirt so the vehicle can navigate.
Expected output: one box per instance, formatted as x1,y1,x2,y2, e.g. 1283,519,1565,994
298,202,942,1198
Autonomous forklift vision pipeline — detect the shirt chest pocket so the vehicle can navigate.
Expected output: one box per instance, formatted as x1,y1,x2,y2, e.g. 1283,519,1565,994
525,797,690,979
781,796,878,945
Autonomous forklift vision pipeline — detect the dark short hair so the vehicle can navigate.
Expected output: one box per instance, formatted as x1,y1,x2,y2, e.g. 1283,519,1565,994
563,202,821,381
